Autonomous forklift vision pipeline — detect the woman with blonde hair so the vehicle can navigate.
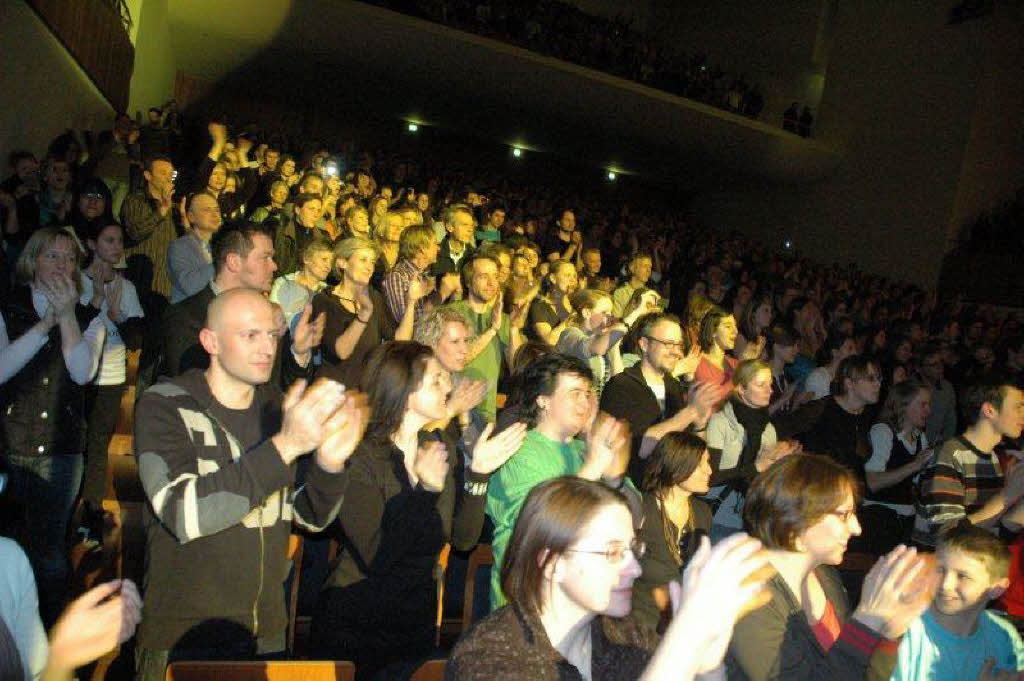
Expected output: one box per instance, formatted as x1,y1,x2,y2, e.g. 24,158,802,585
0,226,106,624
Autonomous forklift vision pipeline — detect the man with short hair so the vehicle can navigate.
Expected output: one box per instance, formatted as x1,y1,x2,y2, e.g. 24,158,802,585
451,252,525,422
274,192,325,277
914,377,1024,547
382,223,442,324
893,523,1024,681
134,288,364,681
600,313,716,483
167,193,222,303
611,252,653,317
475,204,505,244
539,208,581,263
121,156,177,297
161,224,321,381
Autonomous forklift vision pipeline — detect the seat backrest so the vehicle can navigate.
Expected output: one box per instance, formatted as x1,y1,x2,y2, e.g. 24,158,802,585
165,660,355,681
461,544,494,632
409,659,446,681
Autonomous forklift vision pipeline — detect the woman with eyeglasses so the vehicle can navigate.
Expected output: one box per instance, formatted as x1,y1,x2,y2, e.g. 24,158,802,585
706,360,801,542
449,476,776,681
727,454,935,681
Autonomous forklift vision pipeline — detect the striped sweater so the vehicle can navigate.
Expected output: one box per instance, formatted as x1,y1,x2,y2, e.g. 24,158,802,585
913,435,1004,547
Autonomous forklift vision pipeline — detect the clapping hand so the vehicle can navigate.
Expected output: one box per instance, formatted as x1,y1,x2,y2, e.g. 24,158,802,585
39,272,79,319
273,379,348,464
470,422,528,474
446,378,487,420
292,303,326,357
853,545,938,639
579,413,629,481
315,391,370,473
408,275,433,303
490,290,504,331
414,439,449,492
46,580,142,676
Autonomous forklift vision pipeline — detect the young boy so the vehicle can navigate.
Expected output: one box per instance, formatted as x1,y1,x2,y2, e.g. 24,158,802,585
894,522,1024,681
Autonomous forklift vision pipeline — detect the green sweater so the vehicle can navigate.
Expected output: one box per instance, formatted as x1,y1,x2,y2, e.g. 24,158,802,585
485,429,586,609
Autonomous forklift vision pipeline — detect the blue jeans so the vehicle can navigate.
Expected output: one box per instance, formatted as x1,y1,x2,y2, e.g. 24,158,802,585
3,453,83,626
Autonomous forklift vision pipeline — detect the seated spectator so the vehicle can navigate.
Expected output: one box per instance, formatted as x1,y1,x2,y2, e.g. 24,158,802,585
486,354,629,609
803,331,858,400
382,223,442,325
452,251,526,421
694,307,741,396
135,288,361,681
476,203,505,243
766,324,802,416
777,355,881,482
632,432,713,633
735,292,773,361
312,341,525,679
78,221,145,543
893,522,1024,681
0,227,105,625
274,192,327,277
37,156,73,228
342,203,370,239
914,376,1024,548
166,193,221,303
270,238,332,332
600,312,717,483
374,209,406,276
311,237,416,389
120,155,177,298
862,380,933,555
451,476,776,680
728,454,936,681
528,259,576,344
478,241,512,291
578,245,612,292
69,177,114,244
706,359,800,541
612,252,653,317
556,288,627,396
917,343,958,446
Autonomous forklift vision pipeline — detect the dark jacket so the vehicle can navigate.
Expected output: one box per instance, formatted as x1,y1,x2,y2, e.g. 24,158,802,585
446,604,657,681
159,284,310,388
775,396,872,482
599,364,686,484
192,158,259,222
1,285,98,458
312,429,490,666
430,237,471,278
134,369,348,650
726,567,897,681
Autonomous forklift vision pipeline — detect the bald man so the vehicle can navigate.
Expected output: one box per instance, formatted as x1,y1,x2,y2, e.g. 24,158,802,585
134,289,365,681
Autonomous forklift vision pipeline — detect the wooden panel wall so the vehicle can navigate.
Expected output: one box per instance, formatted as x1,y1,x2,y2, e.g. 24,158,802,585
25,0,134,110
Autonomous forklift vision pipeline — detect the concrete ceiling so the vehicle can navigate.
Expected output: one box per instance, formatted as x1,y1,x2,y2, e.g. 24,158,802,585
166,0,841,187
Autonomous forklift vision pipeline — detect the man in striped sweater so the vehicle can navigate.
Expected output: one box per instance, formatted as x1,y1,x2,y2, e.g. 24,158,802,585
914,376,1024,547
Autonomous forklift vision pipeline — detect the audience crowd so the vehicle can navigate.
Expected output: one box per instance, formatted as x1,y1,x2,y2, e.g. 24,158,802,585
373,0,767,118
1,97,1024,681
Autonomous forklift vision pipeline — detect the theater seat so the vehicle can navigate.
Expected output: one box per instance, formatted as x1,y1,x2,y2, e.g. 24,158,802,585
164,660,355,681
461,544,494,632
409,659,446,681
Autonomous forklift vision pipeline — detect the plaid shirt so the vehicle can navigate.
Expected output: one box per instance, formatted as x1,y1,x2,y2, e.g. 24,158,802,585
382,258,428,325
913,434,1004,547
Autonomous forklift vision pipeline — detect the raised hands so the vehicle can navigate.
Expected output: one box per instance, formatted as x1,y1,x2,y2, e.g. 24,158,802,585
292,303,326,357
414,439,449,492
446,378,488,421
316,391,370,473
579,413,630,482
852,545,938,638
490,289,504,331
39,272,79,319
273,379,348,464
408,274,434,303
469,422,528,475
45,579,142,680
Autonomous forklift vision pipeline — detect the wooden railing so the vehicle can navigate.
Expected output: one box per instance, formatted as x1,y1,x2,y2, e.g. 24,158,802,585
25,0,134,111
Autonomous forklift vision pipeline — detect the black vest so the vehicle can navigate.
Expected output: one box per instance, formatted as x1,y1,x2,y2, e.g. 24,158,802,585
1,285,95,458
867,428,921,506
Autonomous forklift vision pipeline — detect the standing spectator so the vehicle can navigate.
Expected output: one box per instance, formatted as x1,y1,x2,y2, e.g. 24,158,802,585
556,288,627,396
121,156,177,298
273,192,325,277
382,223,442,325
539,208,581,263
914,377,1024,548
270,238,332,332
37,157,73,228
0,227,105,625
432,204,475,277
312,341,525,679
78,221,145,543
528,260,576,344
248,181,289,226
166,193,221,304
312,237,418,390
134,288,362,681
612,252,653,317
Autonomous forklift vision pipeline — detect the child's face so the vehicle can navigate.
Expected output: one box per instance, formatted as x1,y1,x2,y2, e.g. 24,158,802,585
933,549,1005,617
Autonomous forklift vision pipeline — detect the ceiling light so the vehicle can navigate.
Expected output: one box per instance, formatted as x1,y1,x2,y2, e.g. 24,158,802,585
607,171,617,181
512,147,522,158
407,123,419,132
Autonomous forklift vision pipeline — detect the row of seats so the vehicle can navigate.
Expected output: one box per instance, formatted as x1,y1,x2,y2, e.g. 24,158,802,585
165,658,445,681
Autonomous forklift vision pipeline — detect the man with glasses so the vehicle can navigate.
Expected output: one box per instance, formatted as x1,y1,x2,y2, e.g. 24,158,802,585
600,313,718,484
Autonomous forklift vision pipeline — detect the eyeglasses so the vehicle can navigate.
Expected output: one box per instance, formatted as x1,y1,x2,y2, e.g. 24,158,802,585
565,538,646,564
82,192,104,200
825,508,857,524
644,336,687,351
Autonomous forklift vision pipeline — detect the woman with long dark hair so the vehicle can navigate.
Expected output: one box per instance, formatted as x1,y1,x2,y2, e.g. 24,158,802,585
312,341,526,680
